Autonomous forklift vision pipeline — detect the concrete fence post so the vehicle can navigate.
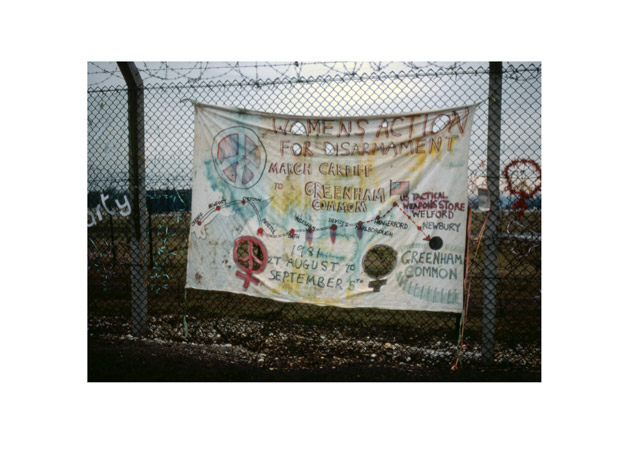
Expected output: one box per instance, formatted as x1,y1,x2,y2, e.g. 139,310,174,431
481,62,503,362
118,62,149,336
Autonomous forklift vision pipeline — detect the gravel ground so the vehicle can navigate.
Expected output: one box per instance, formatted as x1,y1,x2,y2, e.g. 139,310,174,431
88,315,541,382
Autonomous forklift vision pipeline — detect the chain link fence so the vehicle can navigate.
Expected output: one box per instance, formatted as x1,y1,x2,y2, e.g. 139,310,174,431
88,62,541,372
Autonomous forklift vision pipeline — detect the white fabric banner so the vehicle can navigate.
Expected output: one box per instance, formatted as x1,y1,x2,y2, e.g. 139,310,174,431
186,104,477,312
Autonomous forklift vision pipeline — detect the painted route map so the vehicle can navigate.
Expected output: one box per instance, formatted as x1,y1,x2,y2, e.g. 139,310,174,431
186,103,477,312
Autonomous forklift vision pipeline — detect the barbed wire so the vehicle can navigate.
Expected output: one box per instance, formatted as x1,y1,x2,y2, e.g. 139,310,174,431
88,61,541,90
88,61,476,88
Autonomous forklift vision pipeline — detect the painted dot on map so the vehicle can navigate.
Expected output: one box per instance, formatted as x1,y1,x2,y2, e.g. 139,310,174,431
257,228,264,236
331,224,337,230
197,221,202,226
242,199,246,205
393,201,398,207
429,236,444,250
216,206,221,211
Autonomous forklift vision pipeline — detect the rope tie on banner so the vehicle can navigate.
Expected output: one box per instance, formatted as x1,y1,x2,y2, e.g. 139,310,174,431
473,211,490,260
451,204,490,371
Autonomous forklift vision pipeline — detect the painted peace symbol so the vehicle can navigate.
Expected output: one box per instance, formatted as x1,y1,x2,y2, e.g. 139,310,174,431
211,126,267,189
233,236,268,289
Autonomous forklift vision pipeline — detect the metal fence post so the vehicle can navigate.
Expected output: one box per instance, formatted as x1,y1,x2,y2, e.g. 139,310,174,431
118,62,149,336
481,62,503,362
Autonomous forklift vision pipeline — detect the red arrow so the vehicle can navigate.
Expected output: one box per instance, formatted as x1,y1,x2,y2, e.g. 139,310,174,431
423,235,431,241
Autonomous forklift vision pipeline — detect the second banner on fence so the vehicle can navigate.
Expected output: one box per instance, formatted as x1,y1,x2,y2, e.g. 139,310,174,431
186,103,477,312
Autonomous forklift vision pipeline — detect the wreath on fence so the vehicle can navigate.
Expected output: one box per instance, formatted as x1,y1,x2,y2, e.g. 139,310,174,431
503,159,541,214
